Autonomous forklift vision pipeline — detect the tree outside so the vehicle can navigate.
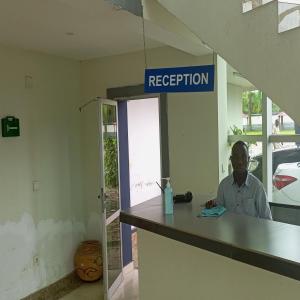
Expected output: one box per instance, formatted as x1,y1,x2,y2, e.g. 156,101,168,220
242,90,282,133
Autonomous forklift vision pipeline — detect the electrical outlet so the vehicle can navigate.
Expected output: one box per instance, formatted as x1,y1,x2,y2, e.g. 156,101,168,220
25,75,33,89
32,181,40,192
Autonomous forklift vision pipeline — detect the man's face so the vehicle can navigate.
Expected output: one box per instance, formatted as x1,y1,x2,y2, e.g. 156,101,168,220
231,144,249,173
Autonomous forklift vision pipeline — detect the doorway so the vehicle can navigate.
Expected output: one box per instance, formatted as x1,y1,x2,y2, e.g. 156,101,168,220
108,85,169,271
127,97,161,268
127,97,161,207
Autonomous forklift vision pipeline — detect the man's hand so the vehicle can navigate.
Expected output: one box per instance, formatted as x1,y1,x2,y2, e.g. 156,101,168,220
205,200,217,209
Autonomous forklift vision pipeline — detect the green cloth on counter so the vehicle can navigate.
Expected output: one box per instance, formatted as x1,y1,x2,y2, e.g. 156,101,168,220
199,206,226,217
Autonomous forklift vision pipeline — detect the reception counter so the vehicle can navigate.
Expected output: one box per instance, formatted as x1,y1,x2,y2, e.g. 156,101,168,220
120,196,300,300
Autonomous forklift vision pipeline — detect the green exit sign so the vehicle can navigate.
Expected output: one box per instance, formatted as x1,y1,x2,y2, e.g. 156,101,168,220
1,116,20,137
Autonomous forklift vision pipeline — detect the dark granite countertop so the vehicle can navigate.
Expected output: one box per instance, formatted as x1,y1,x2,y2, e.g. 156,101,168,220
120,196,300,281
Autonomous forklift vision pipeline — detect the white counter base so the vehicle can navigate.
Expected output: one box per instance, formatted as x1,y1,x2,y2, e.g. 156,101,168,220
138,228,300,300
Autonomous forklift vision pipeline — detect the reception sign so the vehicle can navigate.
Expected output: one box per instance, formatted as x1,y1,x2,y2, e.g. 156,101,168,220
144,65,214,93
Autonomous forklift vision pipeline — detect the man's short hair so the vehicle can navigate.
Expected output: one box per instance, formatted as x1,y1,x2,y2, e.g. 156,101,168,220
232,140,249,152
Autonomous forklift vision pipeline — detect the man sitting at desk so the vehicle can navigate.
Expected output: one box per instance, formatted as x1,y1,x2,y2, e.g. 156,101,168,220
207,140,272,220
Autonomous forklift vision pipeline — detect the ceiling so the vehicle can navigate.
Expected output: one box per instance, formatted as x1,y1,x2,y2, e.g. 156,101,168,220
0,0,162,60
0,0,256,90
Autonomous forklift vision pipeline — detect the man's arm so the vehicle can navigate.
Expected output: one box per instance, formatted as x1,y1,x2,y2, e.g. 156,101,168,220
256,185,272,220
205,181,224,208
216,182,224,207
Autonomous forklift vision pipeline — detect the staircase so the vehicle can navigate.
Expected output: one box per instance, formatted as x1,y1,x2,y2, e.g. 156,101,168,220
243,1,300,33
157,0,300,123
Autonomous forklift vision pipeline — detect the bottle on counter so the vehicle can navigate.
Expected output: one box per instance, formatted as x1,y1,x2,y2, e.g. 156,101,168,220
162,177,173,215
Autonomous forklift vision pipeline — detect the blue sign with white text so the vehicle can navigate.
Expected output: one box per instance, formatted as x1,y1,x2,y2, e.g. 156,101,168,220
144,65,214,93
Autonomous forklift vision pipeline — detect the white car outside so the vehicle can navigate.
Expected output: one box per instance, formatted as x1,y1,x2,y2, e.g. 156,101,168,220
272,162,300,205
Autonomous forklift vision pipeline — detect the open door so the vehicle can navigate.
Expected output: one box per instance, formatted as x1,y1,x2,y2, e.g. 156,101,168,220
99,99,123,299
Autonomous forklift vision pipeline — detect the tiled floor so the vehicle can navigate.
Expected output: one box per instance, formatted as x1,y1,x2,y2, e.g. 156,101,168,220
60,282,103,300
60,269,139,300
111,269,139,300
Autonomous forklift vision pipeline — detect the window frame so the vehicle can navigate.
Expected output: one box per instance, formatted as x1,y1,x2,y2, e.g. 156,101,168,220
228,95,300,204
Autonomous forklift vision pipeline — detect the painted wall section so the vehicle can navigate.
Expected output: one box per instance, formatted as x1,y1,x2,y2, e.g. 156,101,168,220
0,45,85,299
80,46,220,242
80,101,102,241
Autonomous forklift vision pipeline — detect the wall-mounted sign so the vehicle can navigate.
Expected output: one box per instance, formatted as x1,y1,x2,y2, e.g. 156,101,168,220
144,65,214,93
1,116,20,137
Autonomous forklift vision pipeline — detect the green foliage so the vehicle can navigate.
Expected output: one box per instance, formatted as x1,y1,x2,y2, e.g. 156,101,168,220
230,125,244,135
230,125,257,147
242,90,262,114
103,105,116,125
104,137,118,187
242,90,282,114
272,102,281,113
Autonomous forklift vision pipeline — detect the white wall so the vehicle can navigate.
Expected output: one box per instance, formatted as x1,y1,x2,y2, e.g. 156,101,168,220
0,44,226,298
127,98,161,207
80,46,221,241
0,45,85,299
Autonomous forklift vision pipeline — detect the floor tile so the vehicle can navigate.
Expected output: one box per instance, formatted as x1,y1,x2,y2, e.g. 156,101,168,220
60,269,139,300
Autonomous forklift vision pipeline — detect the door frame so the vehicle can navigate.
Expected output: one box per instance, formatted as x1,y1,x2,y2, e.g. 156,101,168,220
98,98,124,299
107,85,170,267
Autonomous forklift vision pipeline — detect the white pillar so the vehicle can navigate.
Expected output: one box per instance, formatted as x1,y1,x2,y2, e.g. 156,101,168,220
217,54,228,182
262,94,272,201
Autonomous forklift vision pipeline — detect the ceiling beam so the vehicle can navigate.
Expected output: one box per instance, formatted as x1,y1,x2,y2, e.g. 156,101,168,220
142,0,212,56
